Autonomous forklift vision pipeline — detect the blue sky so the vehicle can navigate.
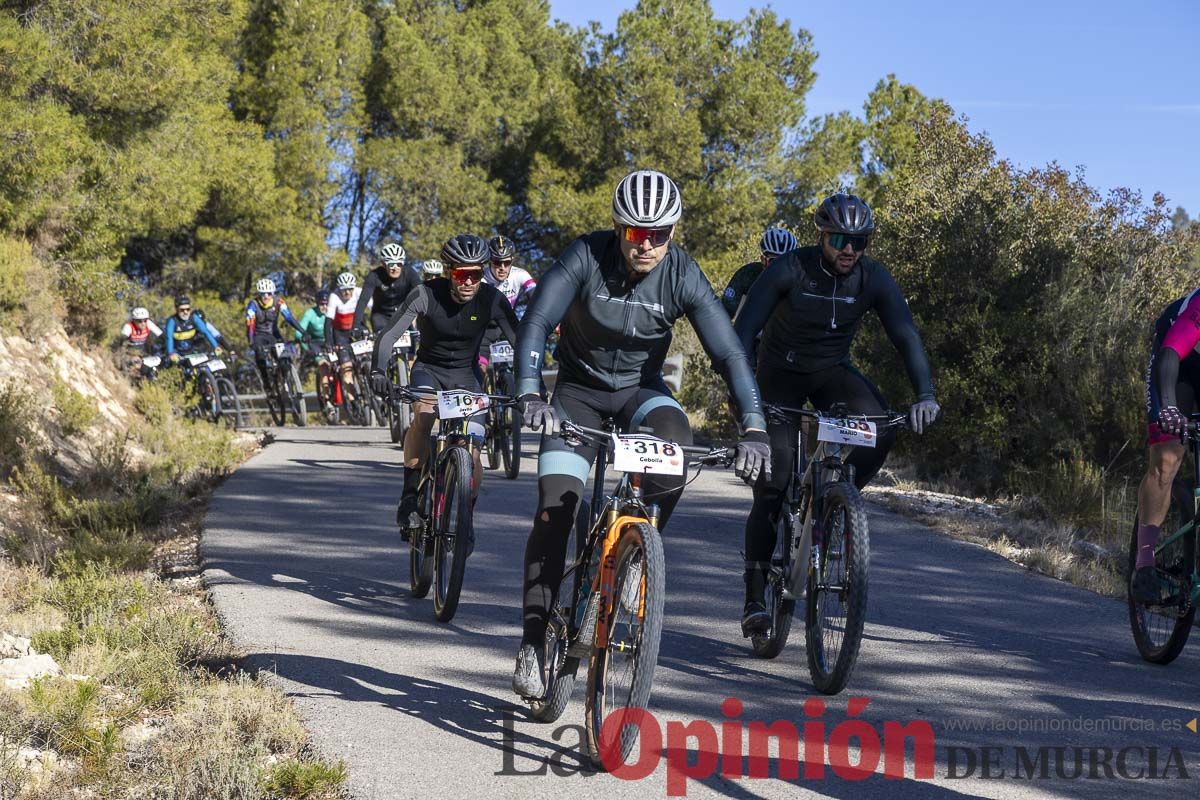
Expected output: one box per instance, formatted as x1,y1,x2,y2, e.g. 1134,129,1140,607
548,0,1200,217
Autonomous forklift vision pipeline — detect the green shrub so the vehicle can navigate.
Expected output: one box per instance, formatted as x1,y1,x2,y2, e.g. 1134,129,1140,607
0,381,40,478
0,236,32,326
51,378,100,437
260,759,348,800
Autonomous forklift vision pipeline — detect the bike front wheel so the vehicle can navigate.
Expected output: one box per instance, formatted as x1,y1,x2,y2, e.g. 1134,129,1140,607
432,446,473,622
1128,480,1196,664
499,371,521,479
584,521,665,770
805,481,869,694
389,359,410,443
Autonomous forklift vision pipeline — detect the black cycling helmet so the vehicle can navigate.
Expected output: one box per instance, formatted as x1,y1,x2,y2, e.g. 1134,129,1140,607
440,234,489,266
316,289,330,304
174,294,191,307
814,193,875,235
489,235,516,261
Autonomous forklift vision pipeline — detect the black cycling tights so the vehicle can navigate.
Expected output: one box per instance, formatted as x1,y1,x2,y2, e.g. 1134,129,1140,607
520,383,692,646
743,364,895,599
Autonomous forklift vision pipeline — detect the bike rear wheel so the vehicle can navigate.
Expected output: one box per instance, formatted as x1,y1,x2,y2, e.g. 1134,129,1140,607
805,481,869,694
215,376,242,429
1128,480,1196,664
287,363,307,426
432,446,473,622
752,514,796,659
529,505,590,723
584,521,665,770
409,523,433,598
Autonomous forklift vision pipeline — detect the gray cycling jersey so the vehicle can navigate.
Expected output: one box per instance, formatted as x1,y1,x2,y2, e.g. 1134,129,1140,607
516,230,765,431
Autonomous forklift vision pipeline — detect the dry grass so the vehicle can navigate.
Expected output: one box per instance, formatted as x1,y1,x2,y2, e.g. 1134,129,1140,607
867,460,1127,598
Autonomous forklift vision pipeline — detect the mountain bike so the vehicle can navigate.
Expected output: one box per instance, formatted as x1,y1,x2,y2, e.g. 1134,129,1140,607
386,330,415,443
748,403,908,695
1128,415,1200,664
394,386,517,622
482,340,522,479
262,342,307,427
524,420,732,768
350,333,386,428
175,351,243,429
327,349,368,426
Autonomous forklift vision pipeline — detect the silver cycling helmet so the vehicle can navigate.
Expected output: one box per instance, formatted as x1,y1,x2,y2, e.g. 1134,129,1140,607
336,272,357,290
378,242,406,266
759,227,798,256
255,277,276,295
612,169,682,228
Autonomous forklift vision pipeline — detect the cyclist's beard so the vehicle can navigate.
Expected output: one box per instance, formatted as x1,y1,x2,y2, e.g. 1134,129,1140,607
452,283,479,303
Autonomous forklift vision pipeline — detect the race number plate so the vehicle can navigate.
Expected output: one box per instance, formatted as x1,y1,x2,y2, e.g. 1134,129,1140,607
185,353,209,366
393,331,412,350
206,358,226,372
351,339,373,356
326,352,339,364
816,416,877,448
273,342,287,357
437,390,490,419
611,434,684,476
142,355,161,368
489,341,514,364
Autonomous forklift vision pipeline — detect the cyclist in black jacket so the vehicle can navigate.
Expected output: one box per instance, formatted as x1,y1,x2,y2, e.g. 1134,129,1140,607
510,169,772,698
354,241,420,334
733,193,940,635
371,235,518,540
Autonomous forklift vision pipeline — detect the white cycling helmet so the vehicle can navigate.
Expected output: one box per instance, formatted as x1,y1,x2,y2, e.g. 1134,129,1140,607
255,278,276,295
612,169,682,228
336,272,357,290
421,259,444,277
131,307,150,321
379,242,406,266
759,227,798,257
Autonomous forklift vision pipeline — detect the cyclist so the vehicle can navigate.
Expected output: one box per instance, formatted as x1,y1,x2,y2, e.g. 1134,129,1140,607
510,169,771,697
295,289,334,415
1133,289,1200,603
121,307,162,350
246,278,302,391
325,272,365,403
354,241,419,334
369,234,519,540
163,295,221,364
479,235,537,373
722,226,798,317
733,193,940,636
484,236,537,317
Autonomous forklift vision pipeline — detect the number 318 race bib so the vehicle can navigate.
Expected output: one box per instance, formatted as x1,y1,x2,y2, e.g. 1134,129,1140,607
611,434,684,475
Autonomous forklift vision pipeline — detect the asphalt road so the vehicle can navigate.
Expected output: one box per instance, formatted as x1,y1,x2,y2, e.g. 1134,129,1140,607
202,426,1200,800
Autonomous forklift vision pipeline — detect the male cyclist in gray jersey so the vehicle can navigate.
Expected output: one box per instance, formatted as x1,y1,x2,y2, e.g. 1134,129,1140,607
510,169,772,698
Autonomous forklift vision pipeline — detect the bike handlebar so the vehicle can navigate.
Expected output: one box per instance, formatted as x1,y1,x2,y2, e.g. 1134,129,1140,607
764,403,910,430
390,385,519,407
557,420,735,465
